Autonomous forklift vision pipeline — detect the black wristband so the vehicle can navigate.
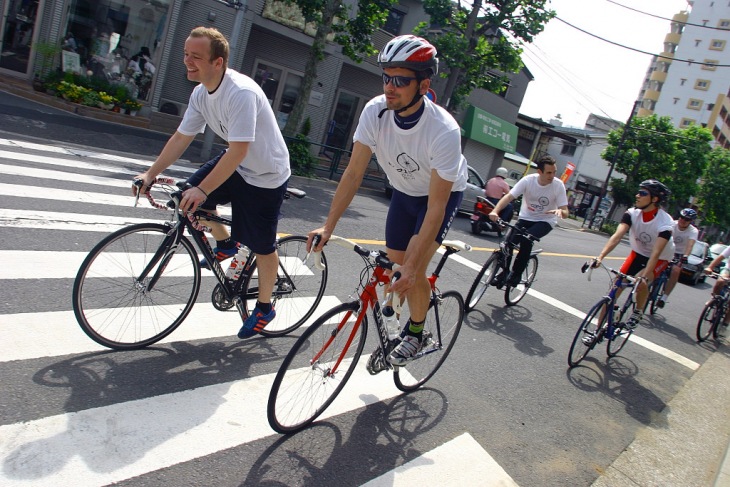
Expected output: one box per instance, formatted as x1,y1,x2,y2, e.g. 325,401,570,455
197,186,209,199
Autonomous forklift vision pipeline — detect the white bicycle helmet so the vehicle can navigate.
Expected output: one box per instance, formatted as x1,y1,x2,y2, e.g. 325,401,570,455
378,35,439,77
496,167,509,178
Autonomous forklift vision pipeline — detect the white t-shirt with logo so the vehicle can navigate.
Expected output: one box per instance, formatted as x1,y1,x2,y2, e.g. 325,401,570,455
671,220,699,255
509,174,568,226
625,207,676,260
178,69,290,189
354,95,468,197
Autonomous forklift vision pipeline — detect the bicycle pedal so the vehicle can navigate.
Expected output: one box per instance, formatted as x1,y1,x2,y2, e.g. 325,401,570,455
366,347,389,375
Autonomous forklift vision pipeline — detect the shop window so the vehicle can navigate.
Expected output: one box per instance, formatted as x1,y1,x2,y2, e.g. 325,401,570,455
62,0,170,101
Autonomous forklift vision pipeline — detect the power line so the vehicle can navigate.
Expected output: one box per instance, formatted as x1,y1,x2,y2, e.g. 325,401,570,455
556,16,730,67
605,0,728,31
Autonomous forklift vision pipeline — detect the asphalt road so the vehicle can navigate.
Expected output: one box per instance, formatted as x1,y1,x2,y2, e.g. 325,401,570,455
0,90,728,486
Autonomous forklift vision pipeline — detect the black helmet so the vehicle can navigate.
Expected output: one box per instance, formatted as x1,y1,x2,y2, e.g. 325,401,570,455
680,208,698,221
639,179,671,203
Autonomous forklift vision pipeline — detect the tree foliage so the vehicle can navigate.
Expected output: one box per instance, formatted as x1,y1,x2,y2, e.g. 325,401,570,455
281,0,396,137
602,115,712,213
414,0,555,113
697,147,730,229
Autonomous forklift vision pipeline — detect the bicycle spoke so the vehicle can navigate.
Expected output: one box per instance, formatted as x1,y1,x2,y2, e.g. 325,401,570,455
568,299,609,367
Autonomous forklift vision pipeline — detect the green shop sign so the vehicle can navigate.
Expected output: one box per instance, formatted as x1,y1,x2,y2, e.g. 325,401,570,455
462,105,517,153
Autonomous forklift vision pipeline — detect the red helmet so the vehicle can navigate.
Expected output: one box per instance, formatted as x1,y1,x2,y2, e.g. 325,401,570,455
378,35,439,77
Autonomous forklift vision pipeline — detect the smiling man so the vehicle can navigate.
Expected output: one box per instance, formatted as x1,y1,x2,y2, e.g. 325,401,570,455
308,35,468,367
133,26,290,339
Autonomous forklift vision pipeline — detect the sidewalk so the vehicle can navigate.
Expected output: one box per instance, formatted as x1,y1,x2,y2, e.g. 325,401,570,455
2,79,730,487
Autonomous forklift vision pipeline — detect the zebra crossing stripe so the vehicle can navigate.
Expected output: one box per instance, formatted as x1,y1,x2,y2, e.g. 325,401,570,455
0,208,161,232
361,432,518,486
0,365,403,487
1,296,342,362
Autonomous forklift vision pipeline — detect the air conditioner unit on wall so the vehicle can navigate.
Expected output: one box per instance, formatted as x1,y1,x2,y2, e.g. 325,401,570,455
158,99,188,117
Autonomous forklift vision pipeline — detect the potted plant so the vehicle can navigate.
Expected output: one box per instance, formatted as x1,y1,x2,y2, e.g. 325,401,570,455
123,99,142,115
97,92,115,110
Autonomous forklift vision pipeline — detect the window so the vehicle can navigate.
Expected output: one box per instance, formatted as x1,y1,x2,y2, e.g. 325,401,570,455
680,118,695,127
710,39,726,50
561,142,576,156
695,79,711,90
718,19,730,29
702,59,718,71
687,98,702,110
253,60,304,129
382,9,405,36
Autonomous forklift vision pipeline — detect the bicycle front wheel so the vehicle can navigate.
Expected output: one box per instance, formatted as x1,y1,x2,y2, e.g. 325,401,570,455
696,299,719,342
607,325,633,357
72,223,201,350
465,254,501,311
568,298,609,367
394,290,464,392
505,255,538,306
267,301,366,434
241,235,328,337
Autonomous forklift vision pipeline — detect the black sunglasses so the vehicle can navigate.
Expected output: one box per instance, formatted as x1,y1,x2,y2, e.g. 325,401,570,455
382,73,418,88
637,189,651,197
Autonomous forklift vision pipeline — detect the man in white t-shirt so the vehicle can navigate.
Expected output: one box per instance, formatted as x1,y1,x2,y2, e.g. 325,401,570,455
659,208,699,308
133,26,290,339
592,179,675,329
308,35,468,367
489,155,569,288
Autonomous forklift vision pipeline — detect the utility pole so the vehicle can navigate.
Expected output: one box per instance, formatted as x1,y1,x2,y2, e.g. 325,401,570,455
592,100,640,231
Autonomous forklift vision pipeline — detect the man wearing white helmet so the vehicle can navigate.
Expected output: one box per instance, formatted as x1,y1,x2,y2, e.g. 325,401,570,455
308,35,468,367
485,167,514,222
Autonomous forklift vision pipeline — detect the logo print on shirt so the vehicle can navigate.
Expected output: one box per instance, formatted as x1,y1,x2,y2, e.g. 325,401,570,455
529,196,550,212
638,232,653,245
392,153,420,180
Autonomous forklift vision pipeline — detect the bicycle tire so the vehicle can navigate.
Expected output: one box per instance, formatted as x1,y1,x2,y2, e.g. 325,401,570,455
568,298,610,367
72,223,201,350
607,325,633,357
240,235,328,337
465,253,501,311
648,277,666,315
696,299,719,342
393,290,464,392
267,301,366,434
713,303,728,340
504,256,538,306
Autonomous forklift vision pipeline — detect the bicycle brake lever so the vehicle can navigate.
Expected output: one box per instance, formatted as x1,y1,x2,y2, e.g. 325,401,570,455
309,234,326,271
133,179,144,207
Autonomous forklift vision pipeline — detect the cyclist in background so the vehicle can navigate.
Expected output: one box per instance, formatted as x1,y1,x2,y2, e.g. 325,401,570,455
307,35,468,366
133,26,290,339
488,155,568,288
658,208,699,308
591,180,675,329
704,245,730,331
484,167,514,223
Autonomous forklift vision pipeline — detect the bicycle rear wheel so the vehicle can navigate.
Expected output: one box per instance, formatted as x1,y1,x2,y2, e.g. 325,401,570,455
72,223,201,350
394,290,464,392
648,278,666,315
712,304,728,339
568,298,609,367
696,300,719,342
241,235,328,337
505,256,538,306
465,254,501,311
267,301,366,434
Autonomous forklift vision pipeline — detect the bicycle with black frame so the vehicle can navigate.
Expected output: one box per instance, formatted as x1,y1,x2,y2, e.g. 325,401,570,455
696,272,730,342
72,177,328,350
642,257,679,315
464,219,541,310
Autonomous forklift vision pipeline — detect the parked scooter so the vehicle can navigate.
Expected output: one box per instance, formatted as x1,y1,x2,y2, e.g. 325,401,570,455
470,196,506,236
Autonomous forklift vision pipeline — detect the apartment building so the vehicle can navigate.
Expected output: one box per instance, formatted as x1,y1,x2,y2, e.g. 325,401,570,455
636,0,730,148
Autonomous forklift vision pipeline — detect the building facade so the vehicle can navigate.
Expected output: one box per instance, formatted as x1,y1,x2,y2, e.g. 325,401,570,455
0,0,534,176
636,0,730,148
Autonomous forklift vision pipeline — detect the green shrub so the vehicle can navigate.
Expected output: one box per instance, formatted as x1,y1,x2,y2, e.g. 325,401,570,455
287,134,316,177
601,220,618,235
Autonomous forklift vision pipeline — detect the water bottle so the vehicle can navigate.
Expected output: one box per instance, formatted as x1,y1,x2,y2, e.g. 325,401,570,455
225,246,250,281
382,302,400,340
